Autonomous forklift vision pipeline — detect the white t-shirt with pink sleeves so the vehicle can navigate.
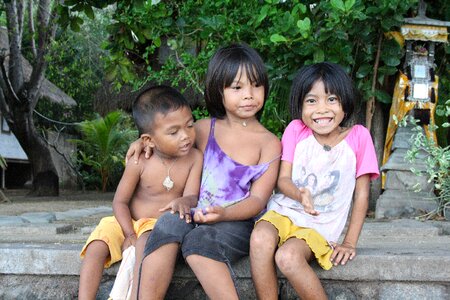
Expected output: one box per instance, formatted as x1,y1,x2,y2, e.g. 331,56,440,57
267,120,380,243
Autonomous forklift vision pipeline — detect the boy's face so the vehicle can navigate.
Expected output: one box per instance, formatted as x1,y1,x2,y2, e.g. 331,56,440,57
143,106,195,158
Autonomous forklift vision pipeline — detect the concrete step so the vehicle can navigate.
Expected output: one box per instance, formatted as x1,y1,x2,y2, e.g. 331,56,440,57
0,219,449,299
375,190,438,219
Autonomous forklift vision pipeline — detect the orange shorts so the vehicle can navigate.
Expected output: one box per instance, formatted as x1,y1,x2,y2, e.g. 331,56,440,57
80,216,157,268
257,210,333,270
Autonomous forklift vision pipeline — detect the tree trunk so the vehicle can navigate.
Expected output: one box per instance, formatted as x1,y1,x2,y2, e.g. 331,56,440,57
369,101,386,211
10,104,59,196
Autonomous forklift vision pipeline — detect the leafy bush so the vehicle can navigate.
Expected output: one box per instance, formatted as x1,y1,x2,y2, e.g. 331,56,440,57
70,110,138,192
405,100,450,219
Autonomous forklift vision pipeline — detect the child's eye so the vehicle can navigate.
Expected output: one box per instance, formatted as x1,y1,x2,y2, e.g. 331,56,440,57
187,121,194,128
231,85,241,90
168,130,178,135
304,98,316,104
328,96,339,103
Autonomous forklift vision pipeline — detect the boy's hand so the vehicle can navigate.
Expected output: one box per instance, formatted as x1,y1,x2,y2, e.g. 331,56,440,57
160,198,193,223
125,139,152,164
122,233,137,252
193,206,225,224
299,187,319,216
330,241,356,266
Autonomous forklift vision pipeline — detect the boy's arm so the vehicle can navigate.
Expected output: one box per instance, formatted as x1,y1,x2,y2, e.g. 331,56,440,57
330,174,370,266
277,160,319,215
195,135,281,223
112,159,142,243
159,150,203,222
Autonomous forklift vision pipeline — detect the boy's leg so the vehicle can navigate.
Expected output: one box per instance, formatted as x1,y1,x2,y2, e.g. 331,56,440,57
275,238,327,300
186,255,239,300
78,240,109,300
129,231,150,300
250,220,279,300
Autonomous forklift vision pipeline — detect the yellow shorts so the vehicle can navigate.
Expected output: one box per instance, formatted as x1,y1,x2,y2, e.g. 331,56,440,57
256,210,333,270
80,216,157,268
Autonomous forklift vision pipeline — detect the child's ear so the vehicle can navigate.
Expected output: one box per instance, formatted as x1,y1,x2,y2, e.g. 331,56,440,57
140,134,156,149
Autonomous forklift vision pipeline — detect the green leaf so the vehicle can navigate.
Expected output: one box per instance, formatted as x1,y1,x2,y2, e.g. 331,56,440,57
297,17,311,32
84,6,95,20
270,34,288,43
374,89,392,104
255,5,269,27
383,56,401,67
356,64,372,78
331,0,345,12
313,49,324,63
153,36,161,47
344,0,356,11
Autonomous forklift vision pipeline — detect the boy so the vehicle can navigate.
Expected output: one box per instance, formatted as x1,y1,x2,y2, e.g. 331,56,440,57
78,85,203,300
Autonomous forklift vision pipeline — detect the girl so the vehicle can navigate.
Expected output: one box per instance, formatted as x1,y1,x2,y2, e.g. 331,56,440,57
127,43,281,299
250,62,379,300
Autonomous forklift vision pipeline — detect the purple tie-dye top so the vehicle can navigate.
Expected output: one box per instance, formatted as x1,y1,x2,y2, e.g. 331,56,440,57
196,118,275,210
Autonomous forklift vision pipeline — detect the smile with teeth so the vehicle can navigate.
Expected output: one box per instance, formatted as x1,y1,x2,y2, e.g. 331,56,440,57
313,117,332,124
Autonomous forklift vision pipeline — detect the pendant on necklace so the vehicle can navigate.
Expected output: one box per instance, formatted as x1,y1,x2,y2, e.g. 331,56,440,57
162,176,174,191
323,144,332,151
242,121,247,127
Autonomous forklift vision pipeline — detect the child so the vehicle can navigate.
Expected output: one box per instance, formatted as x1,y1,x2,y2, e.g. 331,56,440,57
127,43,281,299
250,62,379,300
78,85,203,300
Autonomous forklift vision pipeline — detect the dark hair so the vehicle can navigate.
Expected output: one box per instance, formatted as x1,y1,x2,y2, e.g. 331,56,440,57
133,85,190,135
289,62,357,126
205,43,269,119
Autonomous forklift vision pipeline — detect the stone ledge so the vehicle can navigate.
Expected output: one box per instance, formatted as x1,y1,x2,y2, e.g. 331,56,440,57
1,243,449,283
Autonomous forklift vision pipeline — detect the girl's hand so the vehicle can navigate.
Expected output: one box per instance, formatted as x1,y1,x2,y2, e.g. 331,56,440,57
122,233,137,252
330,241,356,266
125,139,152,164
299,187,319,216
159,198,193,223
193,206,226,224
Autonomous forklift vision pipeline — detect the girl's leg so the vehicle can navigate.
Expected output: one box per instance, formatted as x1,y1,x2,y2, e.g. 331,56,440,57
133,212,193,299
275,238,327,300
181,220,253,300
186,255,239,300
137,242,179,299
250,220,279,300
78,240,109,300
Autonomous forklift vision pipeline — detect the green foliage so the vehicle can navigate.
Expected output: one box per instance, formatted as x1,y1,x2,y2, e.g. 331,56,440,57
70,110,138,192
93,0,424,136
36,8,112,128
58,0,450,138
0,155,6,170
404,99,450,219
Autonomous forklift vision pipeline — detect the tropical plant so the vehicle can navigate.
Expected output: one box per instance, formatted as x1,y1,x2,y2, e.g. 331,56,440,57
404,99,450,219
0,155,9,203
70,110,137,192
0,155,6,169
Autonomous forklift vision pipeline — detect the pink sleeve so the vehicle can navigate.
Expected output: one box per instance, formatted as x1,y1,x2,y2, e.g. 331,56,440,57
281,120,309,163
280,121,298,163
350,125,380,180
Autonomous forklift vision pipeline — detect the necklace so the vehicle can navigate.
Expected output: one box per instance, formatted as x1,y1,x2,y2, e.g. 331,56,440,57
156,153,178,191
314,129,343,152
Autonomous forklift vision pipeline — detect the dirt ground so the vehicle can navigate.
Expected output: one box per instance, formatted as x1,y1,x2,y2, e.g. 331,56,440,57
0,189,113,216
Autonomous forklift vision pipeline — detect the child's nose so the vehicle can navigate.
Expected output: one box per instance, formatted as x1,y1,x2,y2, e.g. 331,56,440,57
243,87,254,99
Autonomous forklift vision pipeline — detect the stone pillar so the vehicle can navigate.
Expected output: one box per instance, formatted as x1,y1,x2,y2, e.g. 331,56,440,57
375,124,437,219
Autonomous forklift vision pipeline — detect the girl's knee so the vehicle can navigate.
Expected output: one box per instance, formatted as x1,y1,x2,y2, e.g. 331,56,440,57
275,242,309,273
250,223,278,250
